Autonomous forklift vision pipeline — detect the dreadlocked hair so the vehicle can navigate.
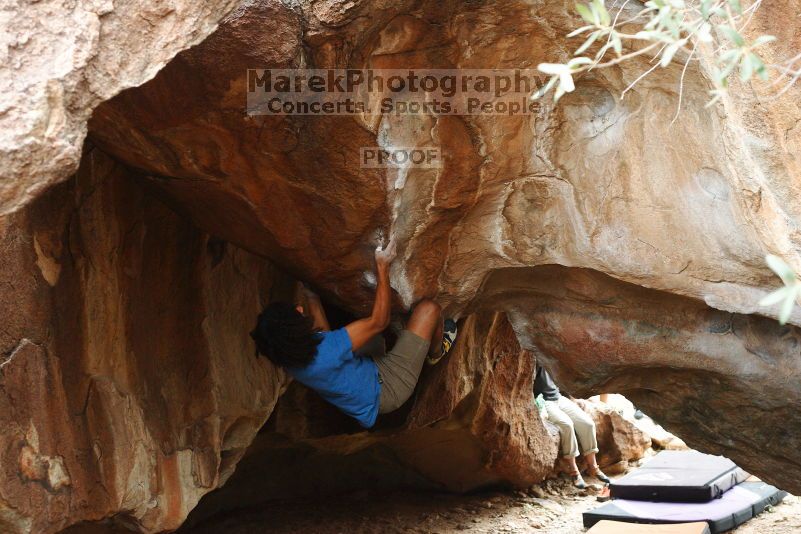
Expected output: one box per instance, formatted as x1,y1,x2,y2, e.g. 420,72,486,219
251,302,322,368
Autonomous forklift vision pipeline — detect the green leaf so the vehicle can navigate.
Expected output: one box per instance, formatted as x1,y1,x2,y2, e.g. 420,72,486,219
752,35,777,48
661,41,681,67
568,25,594,38
759,287,790,307
779,285,799,324
532,76,558,100
576,3,595,24
568,56,594,69
743,53,767,81
719,25,745,47
612,33,623,55
593,0,611,26
740,53,755,82
720,49,741,63
697,22,713,43
575,30,601,55
766,254,797,285
728,0,743,15
538,63,568,75
588,1,601,24
717,56,739,84
752,55,769,80
701,0,712,19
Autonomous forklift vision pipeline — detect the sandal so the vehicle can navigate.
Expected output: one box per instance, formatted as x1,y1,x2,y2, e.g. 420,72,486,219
588,467,611,484
426,319,458,365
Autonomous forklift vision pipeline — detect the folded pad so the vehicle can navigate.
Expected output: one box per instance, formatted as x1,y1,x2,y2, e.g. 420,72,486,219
610,450,749,502
587,520,711,534
584,481,787,534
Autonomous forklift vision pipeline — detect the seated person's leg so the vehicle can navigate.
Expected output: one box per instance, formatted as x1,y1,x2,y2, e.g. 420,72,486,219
544,400,579,460
558,396,610,483
545,399,588,487
558,396,598,456
375,299,441,414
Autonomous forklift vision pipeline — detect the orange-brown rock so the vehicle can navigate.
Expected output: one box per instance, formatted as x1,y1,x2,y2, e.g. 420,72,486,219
0,0,242,216
88,0,801,496
574,399,651,470
0,148,291,533
180,311,559,527
2,0,801,531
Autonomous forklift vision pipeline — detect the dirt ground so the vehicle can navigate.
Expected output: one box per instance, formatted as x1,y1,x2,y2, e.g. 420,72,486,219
186,475,800,534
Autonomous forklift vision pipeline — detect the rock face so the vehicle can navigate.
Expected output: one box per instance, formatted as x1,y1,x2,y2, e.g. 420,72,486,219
3,0,801,531
181,312,560,528
479,264,801,492
182,312,651,528
0,147,291,533
574,399,651,470
85,0,801,494
0,0,241,216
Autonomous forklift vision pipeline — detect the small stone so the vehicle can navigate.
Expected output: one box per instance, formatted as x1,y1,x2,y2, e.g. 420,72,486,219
528,485,546,499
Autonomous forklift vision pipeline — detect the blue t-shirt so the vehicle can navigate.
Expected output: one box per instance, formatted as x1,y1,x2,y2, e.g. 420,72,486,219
286,328,381,428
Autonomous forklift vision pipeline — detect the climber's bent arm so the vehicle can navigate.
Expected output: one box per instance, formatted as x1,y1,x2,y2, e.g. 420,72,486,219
345,240,396,352
305,292,331,332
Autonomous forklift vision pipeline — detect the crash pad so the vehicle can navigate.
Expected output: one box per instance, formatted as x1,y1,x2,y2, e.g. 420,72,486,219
610,450,749,502
584,481,786,533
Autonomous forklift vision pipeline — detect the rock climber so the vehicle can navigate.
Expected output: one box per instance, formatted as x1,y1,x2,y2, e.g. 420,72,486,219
534,364,610,488
250,239,458,428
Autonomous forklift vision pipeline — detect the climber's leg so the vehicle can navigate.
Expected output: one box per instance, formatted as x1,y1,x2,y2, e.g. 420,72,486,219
374,299,440,413
354,334,386,359
426,318,458,365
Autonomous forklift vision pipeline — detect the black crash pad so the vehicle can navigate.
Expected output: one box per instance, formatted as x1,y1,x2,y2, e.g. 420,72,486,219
610,450,749,502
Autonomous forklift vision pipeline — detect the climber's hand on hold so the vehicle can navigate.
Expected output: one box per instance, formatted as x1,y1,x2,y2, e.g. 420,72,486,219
346,239,396,351
375,238,397,272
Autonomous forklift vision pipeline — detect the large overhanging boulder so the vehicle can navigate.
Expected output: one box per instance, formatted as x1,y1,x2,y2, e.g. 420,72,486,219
0,0,241,216
2,0,801,531
86,0,801,490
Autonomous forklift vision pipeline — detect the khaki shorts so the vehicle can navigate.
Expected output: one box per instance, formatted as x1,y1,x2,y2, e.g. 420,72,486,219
359,331,430,414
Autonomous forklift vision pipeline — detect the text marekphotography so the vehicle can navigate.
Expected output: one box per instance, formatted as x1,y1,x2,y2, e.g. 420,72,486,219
247,69,547,116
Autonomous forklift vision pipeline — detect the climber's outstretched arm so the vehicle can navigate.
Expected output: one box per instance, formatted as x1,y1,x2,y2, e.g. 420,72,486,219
345,239,397,352
303,289,331,332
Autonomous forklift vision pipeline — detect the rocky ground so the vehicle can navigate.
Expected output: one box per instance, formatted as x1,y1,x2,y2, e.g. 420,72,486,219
184,397,799,534
185,477,800,534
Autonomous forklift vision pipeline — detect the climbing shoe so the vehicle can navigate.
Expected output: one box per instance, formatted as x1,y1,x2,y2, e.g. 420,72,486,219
426,318,458,365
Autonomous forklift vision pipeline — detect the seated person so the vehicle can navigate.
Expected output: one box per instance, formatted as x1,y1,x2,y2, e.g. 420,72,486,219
534,364,610,488
251,240,457,428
